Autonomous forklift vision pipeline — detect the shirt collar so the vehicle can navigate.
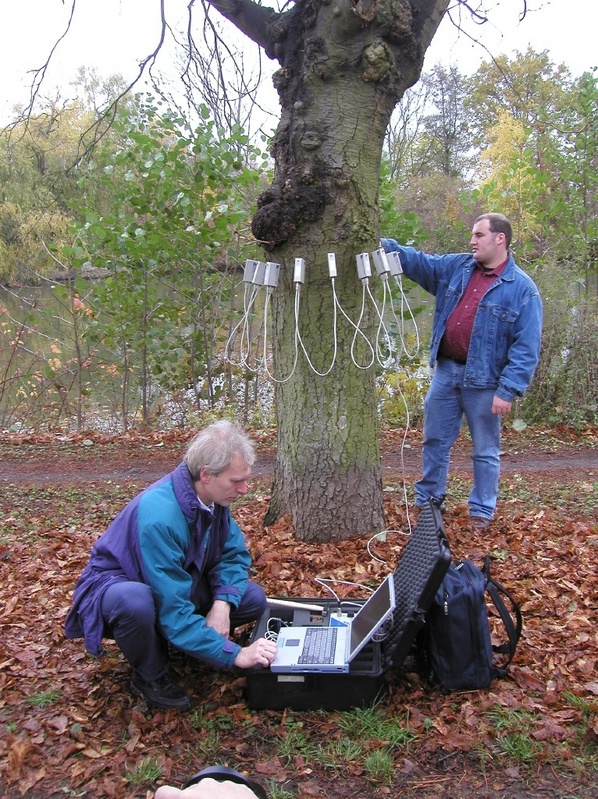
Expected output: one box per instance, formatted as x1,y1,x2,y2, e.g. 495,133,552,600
477,256,509,277
197,496,215,515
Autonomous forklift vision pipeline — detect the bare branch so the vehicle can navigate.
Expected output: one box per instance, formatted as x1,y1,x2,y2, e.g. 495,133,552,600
23,0,77,120
70,0,170,160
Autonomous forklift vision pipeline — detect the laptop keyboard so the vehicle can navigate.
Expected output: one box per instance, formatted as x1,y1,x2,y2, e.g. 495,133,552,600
298,626,338,664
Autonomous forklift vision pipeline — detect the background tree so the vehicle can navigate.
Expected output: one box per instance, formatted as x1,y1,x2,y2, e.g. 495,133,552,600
0,70,128,284
381,64,472,253
417,64,472,178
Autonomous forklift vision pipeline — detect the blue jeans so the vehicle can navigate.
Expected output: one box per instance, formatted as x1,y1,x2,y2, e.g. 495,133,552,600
415,358,501,520
100,579,266,682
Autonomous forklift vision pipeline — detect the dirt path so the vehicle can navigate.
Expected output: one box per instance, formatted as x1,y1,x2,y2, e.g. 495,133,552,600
0,429,595,484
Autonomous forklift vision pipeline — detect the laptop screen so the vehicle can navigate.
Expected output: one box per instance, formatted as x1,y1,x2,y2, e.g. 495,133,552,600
348,575,395,660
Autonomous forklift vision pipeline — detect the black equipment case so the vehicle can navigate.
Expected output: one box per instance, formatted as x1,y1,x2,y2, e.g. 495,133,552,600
245,502,451,711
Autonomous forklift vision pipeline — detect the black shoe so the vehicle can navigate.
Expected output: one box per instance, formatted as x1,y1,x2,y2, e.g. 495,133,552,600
130,673,192,711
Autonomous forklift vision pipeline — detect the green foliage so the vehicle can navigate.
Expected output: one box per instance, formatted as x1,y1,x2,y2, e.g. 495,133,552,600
64,95,265,427
526,305,598,427
321,736,364,767
275,725,319,763
1,51,596,432
0,201,71,283
382,52,598,428
466,47,572,147
379,158,427,244
467,60,597,271
486,705,543,765
364,748,395,783
418,64,474,178
0,96,121,283
377,358,430,427
266,781,296,799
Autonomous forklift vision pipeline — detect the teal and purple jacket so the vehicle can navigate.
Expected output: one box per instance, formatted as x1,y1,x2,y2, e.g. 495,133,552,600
64,462,251,668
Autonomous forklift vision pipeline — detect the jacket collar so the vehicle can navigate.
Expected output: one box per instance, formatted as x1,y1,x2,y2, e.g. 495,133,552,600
171,462,228,528
467,253,516,282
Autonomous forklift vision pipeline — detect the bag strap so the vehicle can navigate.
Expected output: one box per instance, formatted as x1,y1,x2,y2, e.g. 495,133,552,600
483,556,523,668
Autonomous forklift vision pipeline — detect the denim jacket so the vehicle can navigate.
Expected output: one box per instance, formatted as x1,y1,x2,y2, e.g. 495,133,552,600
381,239,543,401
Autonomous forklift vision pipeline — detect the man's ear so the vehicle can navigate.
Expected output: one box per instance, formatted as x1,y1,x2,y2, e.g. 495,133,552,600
198,466,211,484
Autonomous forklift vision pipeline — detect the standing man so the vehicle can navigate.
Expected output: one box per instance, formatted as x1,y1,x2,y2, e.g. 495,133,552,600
382,213,543,528
65,420,277,710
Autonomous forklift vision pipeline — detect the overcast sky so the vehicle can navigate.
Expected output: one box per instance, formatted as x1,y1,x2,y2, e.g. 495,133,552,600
1,0,596,123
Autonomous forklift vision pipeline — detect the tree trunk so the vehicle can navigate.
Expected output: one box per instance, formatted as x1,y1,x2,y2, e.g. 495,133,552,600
207,0,449,540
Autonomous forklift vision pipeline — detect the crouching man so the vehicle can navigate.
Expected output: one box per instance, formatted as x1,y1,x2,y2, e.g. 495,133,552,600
65,420,277,711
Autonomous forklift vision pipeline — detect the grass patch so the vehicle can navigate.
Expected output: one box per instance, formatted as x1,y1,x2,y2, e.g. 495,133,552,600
26,689,61,707
188,708,244,760
334,706,415,785
336,705,415,749
562,691,598,775
124,757,164,786
266,780,296,799
485,695,598,774
364,748,395,783
447,470,595,515
275,725,319,763
496,731,542,763
486,705,542,765
321,736,364,768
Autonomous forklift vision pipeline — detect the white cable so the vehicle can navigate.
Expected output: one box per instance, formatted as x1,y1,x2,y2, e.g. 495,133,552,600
372,616,392,642
365,528,410,563
265,617,290,642
314,577,374,602
225,281,263,372
225,251,420,380
261,286,300,383
364,278,394,367
331,278,375,370
392,275,421,360
351,282,373,368
296,280,338,377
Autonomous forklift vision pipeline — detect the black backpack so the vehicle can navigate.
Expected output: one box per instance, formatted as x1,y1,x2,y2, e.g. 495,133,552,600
418,557,522,691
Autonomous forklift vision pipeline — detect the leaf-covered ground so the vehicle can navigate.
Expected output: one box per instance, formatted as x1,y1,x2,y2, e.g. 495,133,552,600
0,426,597,799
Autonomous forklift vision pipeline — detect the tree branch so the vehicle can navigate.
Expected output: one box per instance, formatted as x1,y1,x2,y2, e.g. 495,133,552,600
202,0,282,57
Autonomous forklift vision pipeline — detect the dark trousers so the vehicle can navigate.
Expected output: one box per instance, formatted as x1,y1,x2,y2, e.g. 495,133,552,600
100,579,266,682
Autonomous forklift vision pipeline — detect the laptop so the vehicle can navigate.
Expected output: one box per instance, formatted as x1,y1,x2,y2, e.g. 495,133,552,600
270,574,396,674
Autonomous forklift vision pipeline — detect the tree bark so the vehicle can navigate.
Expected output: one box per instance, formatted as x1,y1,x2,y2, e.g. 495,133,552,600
207,0,449,540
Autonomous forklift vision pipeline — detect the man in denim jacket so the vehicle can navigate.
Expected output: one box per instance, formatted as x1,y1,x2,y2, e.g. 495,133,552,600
382,213,542,528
